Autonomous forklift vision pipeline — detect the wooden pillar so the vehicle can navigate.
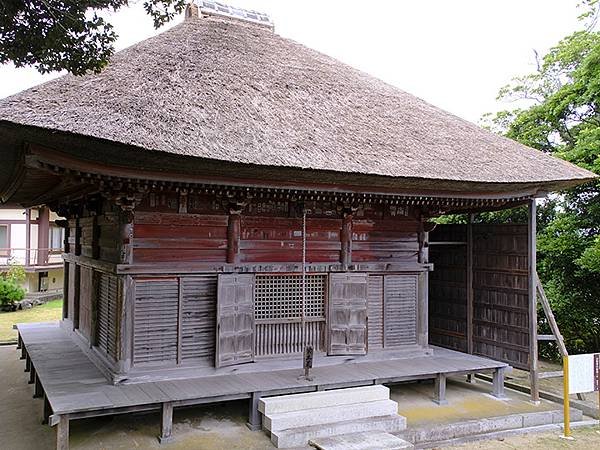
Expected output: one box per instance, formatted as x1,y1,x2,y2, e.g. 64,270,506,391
417,225,430,349
528,199,540,403
227,210,241,264
25,208,31,266
28,365,35,384
158,402,174,444
72,218,82,330
492,367,507,398
56,415,69,450
118,276,134,374
340,211,353,269
119,211,134,265
43,394,52,425
466,214,474,354
34,372,43,398
37,206,50,265
247,391,262,431
433,373,447,405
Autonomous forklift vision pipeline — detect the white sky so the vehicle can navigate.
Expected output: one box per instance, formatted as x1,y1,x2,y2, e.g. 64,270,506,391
0,0,586,123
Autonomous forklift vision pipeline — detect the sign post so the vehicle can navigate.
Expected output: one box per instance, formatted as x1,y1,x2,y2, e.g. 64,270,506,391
562,355,571,438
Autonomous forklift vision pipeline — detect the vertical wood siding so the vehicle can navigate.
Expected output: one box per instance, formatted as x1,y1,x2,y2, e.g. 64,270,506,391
96,272,120,360
78,266,94,340
384,274,418,347
133,278,179,365
255,322,324,356
367,275,384,350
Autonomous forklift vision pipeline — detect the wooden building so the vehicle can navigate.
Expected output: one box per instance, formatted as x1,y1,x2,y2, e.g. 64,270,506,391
0,2,595,448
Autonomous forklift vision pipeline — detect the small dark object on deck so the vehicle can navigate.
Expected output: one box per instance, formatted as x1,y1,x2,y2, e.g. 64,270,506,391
303,345,314,381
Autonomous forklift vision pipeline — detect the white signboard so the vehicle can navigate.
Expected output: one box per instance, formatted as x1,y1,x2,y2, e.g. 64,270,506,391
568,353,600,395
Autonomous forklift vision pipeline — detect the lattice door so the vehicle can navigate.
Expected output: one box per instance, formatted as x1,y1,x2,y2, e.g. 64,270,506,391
254,274,326,356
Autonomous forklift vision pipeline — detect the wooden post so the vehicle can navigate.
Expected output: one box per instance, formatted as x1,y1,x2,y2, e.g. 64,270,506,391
247,392,262,431
433,373,447,405
34,372,43,398
43,394,52,425
29,365,35,384
56,415,69,450
227,210,241,264
37,206,50,265
528,199,539,403
562,355,571,437
25,354,31,372
466,214,474,354
158,402,174,444
25,208,31,266
492,367,506,398
340,211,353,268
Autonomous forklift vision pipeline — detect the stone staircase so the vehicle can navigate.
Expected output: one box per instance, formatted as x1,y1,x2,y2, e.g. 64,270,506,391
258,385,410,448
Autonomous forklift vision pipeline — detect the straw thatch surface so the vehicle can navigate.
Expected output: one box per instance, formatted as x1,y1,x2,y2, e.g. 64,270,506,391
0,15,594,187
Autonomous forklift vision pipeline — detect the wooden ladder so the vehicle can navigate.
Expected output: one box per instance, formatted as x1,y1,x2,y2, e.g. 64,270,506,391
535,272,585,400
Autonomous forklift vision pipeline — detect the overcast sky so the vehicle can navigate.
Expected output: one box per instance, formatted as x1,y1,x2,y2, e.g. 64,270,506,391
0,0,587,123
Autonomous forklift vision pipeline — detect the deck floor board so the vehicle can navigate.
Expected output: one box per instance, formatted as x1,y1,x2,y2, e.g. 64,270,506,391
16,322,508,418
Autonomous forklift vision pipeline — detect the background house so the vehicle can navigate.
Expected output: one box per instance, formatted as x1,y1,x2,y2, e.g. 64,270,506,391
0,206,64,294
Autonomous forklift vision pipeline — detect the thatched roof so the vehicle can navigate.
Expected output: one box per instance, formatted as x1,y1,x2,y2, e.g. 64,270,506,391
0,12,595,201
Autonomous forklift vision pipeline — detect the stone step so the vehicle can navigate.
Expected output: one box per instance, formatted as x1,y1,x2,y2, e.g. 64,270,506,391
259,385,390,415
309,431,414,450
264,399,398,432
271,414,407,448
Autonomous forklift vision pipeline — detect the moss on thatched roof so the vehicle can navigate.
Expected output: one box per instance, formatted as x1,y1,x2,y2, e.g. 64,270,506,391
0,14,594,191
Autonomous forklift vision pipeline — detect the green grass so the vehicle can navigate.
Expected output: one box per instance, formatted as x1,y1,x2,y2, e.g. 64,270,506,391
0,299,62,343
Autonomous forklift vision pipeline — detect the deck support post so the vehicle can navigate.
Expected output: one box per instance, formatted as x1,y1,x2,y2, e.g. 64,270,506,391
528,199,540,403
492,367,506,399
158,402,174,444
20,344,26,360
43,394,52,424
433,374,447,405
247,392,262,431
56,415,69,450
29,365,36,384
17,333,22,350
25,354,31,372
34,372,43,398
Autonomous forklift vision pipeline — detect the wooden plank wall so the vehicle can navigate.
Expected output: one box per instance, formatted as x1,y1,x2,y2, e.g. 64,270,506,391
132,212,228,263
473,224,530,370
241,217,341,263
428,225,468,352
352,217,420,263
428,224,530,369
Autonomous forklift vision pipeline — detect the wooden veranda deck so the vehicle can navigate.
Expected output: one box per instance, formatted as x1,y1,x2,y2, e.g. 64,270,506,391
16,321,509,450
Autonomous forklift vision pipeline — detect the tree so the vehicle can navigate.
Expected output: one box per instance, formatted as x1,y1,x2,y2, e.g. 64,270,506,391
484,0,600,356
0,0,186,75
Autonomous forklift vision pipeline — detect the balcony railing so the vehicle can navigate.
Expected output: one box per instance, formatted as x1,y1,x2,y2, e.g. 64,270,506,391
0,248,63,267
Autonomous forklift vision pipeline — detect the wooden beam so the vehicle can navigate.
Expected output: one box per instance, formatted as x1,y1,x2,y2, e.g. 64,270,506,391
492,367,507,398
536,272,567,357
246,392,262,431
528,199,539,402
433,373,447,405
158,402,174,444
56,415,69,450
340,211,352,268
37,206,50,265
226,211,241,264
466,214,474,354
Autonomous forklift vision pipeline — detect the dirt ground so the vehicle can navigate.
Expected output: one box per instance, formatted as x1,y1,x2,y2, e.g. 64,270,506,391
447,426,600,449
1,345,599,450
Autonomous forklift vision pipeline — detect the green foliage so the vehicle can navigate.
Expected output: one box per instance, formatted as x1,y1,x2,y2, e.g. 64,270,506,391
484,4,600,357
0,0,186,75
0,278,25,307
5,264,26,284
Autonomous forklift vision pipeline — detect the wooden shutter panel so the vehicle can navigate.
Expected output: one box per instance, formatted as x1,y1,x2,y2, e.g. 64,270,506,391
328,273,368,356
216,274,254,368
133,278,179,365
96,273,119,360
180,275,217,364
384,274,418,348
367,275,384,351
